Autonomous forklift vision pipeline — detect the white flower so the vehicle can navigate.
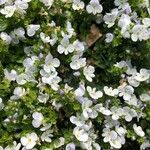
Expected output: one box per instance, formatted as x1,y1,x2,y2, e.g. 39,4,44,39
102,128,124,149
140,141,150,150
94,104,112,116
57,36,74,55
73,127,88,142
87,86,103,99
127,76,140,87
66,21,75,38
10,27,25,44
21,132,39,149
40,123,51,131
23,57,35,68
93,143,101,150
114,0,128,6
72,0,84,10
123,107,137,122
16,73,27,85
86,0,103,15
73,40,85,54
41,72,57,85
0,0,5,5
0,32,12,44
115,126,126,136
0,5,16,18
32,112,44,128
104,86,118,97
49,34,58,46
109,137,122,149
15,0,30,15
142,18,150,27
102,128,118,143
40,32,51,43
54,137,65,148
50,76,61,91
114,60,128,68
82,100,98,119
10,87,26,100
83,65,95,82
5,141,21,150
111,107,124,120
105,33,114,43
118,85,134,101
64,84,73,93
70,115,85,127
103,9,118,28
70,55,86,70
135,69,150,82
41,130,53,143
38,93,49,103
40,0,54,8
131,25,149,41
43,53,60,73
140,93,150,102
27,24,40,37
52,100,63,111
118,14,131,34
133,124,145,137
4,69,17,81
0,98,4,110
74,83,85,97
66,143,76,150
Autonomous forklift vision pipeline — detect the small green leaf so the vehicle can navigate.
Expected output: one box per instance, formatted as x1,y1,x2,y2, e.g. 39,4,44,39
0,17,8,31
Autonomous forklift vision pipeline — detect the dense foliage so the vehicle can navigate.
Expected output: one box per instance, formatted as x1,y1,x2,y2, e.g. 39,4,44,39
0,0,150,149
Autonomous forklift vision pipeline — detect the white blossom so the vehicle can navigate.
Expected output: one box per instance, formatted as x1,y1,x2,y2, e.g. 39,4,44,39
21,132,39,149
0,5,16,18
70,55,86,70
66,143,76,150
40,32,51,43
5,141,21,150
114,0,128,6
83,65,95,82
133,124,145,137
104,86,118,97
87,86,103,99
86,0,103,15
57,36,74,55
4,69,17,81
131,25,149,42
54,137,65,148
43,53,60,73
10,87,26,100
0,98,4,110
41,130,53,143
118,85,134,101
140,93,150,102
0,32,12,44
27,24,40,37
103,9,118,28
135,69,150,82
72,0,84,10
38,93,49,103
73,40,85,54
140,141,150,150
73,127,88,142
32,112,44,128
105,33,114,43
40,0,54,8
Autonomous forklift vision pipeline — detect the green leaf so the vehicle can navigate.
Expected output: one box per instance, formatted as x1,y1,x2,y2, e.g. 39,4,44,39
0,17,8,32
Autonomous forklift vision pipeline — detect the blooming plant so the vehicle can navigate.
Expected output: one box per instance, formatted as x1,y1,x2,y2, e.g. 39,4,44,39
0,0,150,149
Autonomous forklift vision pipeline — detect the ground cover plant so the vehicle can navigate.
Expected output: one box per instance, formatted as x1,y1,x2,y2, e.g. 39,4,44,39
0,0,150,149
